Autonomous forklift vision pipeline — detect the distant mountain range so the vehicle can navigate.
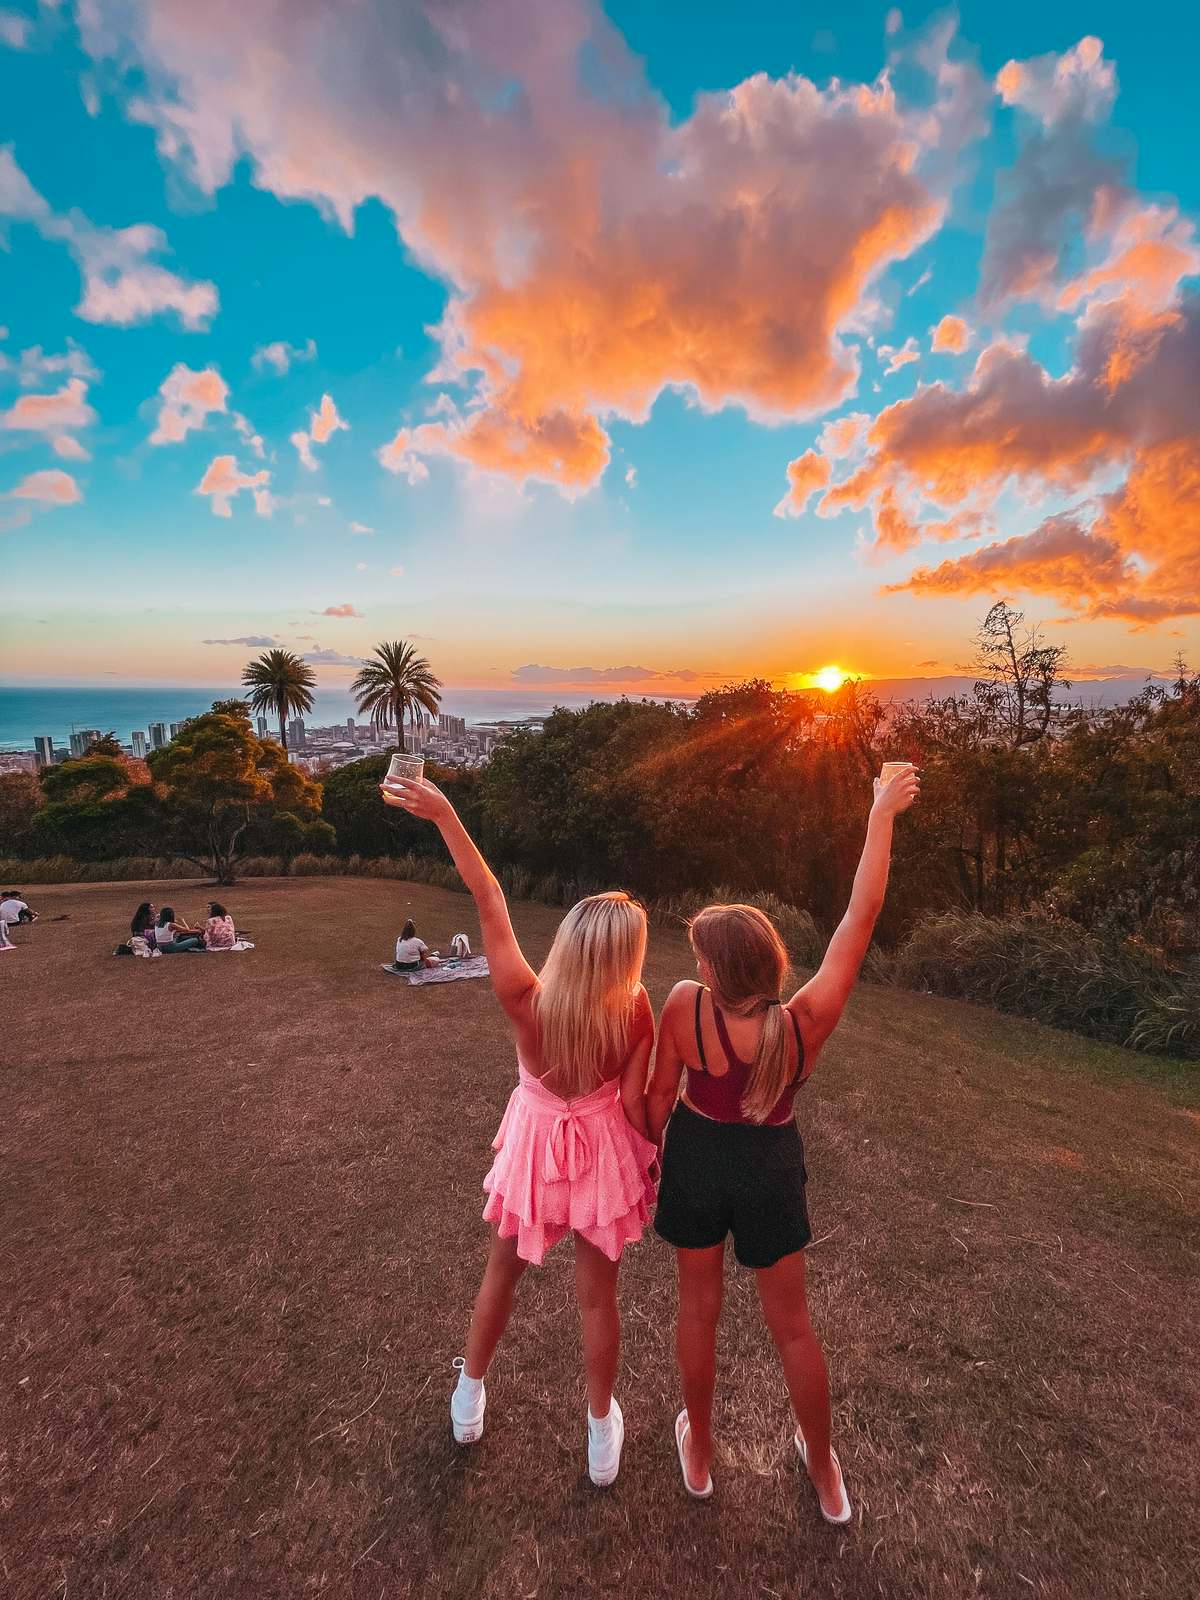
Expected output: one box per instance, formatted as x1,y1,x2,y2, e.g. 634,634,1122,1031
859,674,1177,708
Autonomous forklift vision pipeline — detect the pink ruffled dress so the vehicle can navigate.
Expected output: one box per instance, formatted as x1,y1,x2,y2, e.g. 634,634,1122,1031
483,1061,658,1265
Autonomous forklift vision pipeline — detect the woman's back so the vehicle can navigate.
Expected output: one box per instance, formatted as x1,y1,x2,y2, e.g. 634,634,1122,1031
515,983,653,1101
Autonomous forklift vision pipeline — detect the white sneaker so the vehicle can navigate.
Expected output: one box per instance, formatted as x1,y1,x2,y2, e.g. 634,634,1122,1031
450,1357,486,1444
587,1397,624,1487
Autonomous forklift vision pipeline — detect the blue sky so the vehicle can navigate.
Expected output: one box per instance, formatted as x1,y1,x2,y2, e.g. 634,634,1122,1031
1,1,1197,692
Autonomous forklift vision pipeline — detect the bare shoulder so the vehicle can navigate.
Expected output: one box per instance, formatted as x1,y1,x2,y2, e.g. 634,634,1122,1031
785,993,830,1062
662,978,698,1014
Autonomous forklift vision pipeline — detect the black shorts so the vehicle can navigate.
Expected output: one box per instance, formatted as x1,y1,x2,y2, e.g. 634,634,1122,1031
653,1102,812,1269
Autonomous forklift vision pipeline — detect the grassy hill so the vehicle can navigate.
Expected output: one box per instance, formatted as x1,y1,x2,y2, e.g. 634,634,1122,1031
4,878,1197,1600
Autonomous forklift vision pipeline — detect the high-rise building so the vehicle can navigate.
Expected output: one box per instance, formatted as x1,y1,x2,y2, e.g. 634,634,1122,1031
256,715,269,738
149,722,167,750
132,731,148,759
288,717,306,749
169,722,182,739
34,735,55,767
439,713,467,738
69,729,101,759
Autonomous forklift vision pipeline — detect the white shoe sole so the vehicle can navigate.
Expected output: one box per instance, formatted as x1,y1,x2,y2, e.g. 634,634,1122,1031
674,1409,714,1499
794,1427,852,1523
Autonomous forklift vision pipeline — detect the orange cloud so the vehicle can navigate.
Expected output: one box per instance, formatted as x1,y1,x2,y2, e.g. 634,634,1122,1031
293,393,348,470
0,377,95,434
196,454,270,517
321,603,363,618
886,514,1133,604
983,38,1122,309
78,1,983,493
150,363,229,444
774,450,831,518
8,468,82,504
930,313,970,353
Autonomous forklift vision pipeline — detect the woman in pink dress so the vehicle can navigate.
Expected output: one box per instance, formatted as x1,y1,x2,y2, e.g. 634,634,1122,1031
382,773,657,1487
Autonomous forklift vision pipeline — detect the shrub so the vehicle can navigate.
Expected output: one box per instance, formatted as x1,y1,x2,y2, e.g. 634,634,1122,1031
650,885,824,968
0,855,206,884
885,911,1199,1059
288,853,343,876
236,856,285,877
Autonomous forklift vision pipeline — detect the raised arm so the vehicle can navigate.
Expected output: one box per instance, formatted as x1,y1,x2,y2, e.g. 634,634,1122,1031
790,768,919,1059
381,776,537,1015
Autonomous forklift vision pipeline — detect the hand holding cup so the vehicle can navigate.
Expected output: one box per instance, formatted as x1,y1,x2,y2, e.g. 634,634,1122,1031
380,771,453,823
871,760,920,817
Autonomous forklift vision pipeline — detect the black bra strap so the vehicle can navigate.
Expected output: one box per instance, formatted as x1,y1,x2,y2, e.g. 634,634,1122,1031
693,985,709,1071
789,1007,807,1080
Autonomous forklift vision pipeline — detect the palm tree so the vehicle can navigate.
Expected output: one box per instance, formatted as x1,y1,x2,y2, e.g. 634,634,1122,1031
351,640,442,753
241,649,317,751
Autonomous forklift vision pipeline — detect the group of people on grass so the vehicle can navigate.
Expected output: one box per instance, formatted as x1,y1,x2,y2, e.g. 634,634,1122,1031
379,760,920,1521
127,900,237,953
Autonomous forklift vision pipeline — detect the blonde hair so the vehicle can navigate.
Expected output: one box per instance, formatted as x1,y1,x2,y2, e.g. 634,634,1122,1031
534,892,648,1096
689,904,793,1124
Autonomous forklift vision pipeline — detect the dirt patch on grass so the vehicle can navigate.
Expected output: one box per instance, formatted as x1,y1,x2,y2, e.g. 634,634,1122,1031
3,878,1198,1599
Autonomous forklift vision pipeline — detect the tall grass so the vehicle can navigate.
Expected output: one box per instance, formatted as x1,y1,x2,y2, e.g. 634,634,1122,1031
881,910,1199,1061
651,885,825,968
0,855,207,884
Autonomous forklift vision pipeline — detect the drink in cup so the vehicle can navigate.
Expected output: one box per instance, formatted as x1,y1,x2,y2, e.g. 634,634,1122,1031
879,760,914,786
386,753,425,786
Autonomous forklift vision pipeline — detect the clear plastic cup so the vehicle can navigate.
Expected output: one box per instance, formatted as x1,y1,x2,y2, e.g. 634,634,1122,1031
880,761,914,786
386,753,425,784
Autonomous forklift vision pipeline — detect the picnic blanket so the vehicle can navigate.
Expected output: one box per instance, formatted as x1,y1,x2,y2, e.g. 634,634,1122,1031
381,955,491,985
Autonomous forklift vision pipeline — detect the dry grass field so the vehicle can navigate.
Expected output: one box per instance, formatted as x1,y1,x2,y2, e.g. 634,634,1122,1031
3,877,1198,1600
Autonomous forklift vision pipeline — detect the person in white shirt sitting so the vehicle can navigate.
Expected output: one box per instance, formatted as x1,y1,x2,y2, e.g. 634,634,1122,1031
0,892,35,925
393,919,439,971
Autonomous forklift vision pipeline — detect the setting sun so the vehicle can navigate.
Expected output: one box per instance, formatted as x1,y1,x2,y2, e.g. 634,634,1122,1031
813,665,848,693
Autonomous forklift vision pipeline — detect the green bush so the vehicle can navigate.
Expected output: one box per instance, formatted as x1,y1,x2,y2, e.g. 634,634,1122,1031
886,911,1199,1060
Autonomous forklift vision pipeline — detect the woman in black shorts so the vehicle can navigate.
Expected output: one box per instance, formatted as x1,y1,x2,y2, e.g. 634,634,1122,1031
647,766,919,1521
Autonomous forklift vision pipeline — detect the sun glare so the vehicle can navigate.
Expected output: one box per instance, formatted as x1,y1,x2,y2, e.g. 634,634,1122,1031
813,665,847,693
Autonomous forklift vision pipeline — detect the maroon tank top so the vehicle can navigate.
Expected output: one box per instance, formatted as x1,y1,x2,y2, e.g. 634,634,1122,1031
684,986,805,1126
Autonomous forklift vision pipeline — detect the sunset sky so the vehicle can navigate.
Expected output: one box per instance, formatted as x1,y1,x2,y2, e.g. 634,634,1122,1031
2,0,1198,694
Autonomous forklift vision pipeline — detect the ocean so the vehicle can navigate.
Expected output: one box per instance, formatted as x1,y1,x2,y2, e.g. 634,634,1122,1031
0,685,686,750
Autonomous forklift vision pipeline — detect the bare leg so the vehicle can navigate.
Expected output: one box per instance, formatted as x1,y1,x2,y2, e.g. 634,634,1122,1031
573,1234,621,1417
463,1229,528,1380
755,1250,843,1515
675,1244,725,1488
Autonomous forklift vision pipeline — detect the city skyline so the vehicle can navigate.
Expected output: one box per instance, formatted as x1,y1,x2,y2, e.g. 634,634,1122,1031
2,1,1198,694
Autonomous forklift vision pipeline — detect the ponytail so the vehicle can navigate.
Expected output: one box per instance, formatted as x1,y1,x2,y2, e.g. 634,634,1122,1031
688,904,794,1124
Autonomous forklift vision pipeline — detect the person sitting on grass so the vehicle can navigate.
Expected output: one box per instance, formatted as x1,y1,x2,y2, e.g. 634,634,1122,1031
1,891,37,925
392,919,439,971
646,764,920,1521
154,906,205,953
202,902,237,950
130,902,156,942
381,771,657,1489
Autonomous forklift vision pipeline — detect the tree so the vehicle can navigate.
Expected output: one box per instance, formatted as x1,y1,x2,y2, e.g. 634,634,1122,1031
90,732,124,757
241,650,317,750
322,755,483,857
146,711,323,883
211,698,252,722
967,600,1071,748
41,755,131,804
0,772,42,851
351,640,442,752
